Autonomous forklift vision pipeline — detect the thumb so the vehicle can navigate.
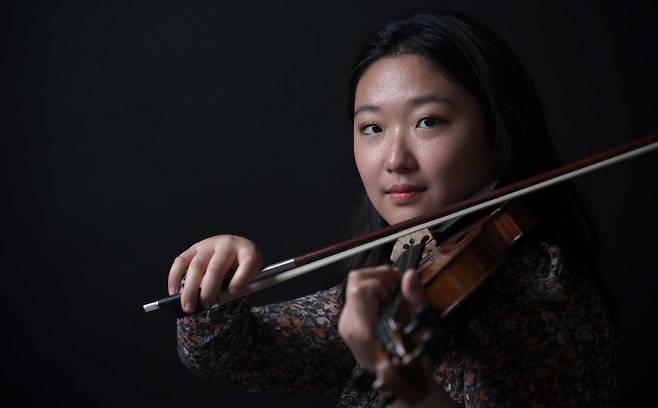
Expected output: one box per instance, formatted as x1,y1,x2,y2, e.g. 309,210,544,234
401,268,427,313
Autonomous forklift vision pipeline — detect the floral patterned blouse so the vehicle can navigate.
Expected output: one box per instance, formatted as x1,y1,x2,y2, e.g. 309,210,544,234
176,235,617,406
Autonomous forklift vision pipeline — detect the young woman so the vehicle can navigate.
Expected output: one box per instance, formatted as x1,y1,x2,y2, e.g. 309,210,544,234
168,9,617,407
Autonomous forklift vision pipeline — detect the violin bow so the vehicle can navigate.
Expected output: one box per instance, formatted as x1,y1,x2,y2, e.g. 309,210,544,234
143,132,658,312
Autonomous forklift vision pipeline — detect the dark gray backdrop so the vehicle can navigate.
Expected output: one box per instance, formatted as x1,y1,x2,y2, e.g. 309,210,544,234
3,0,657,406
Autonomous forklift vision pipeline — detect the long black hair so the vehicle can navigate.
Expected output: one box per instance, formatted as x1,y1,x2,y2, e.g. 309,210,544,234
344,8,613,315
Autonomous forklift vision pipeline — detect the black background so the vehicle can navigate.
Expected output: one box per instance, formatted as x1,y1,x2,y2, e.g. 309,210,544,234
3,0,657,406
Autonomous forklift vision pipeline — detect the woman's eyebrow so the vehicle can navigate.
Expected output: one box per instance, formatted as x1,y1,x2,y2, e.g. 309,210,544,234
354,93,453,117
353,104,380,118
408,93,453,107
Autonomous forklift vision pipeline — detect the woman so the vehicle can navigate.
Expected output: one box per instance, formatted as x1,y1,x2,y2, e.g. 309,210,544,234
169,9,617,407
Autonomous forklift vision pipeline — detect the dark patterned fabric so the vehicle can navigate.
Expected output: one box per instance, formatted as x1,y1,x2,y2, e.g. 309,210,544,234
176,236,617,406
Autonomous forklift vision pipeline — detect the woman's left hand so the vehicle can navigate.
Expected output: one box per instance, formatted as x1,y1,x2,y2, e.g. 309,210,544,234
338,265,427,371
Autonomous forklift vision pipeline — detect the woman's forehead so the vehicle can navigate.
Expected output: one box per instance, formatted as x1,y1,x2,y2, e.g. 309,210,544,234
354,55,462,112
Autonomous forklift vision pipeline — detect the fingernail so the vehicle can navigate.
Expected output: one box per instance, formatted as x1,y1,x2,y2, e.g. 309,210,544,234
407,269,419,285
184,301,193,312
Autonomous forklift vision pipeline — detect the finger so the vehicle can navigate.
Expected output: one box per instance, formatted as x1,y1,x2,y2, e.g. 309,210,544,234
350,265,401,279
401,268,427,312
180,250,212,313
349,265,401,285
198,246,236,308
347,278,396,305
227,246,263,294
351,275,399,299
348,266,401,293
168,246,196,295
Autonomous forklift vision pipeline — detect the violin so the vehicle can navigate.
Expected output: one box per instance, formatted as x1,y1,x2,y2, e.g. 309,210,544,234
355,199,537,406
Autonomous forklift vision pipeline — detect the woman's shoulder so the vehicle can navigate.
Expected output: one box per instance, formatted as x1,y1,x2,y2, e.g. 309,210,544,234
434,234,618,405
492,234,595,305
464,233,617,368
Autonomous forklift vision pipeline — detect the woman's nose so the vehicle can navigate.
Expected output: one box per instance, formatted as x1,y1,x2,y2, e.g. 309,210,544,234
385,129,418,174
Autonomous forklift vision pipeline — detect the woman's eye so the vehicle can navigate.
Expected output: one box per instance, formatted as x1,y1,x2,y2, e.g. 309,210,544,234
361,124,382,135
417,117,439,129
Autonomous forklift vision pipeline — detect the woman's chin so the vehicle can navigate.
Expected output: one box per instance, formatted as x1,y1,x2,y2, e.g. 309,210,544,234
383,207,429,226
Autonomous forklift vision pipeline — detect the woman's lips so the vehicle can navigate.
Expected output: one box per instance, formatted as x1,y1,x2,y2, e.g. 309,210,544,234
386,184,426,203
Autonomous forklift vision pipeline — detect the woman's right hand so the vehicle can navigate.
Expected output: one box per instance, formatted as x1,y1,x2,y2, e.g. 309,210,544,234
167,235,263,313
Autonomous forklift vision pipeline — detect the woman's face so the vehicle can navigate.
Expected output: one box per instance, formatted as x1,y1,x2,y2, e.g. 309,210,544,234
353,54,494,225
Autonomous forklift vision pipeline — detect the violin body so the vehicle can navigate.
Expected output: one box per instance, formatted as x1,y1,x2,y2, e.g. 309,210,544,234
421,199,537,319
370,199,537,406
